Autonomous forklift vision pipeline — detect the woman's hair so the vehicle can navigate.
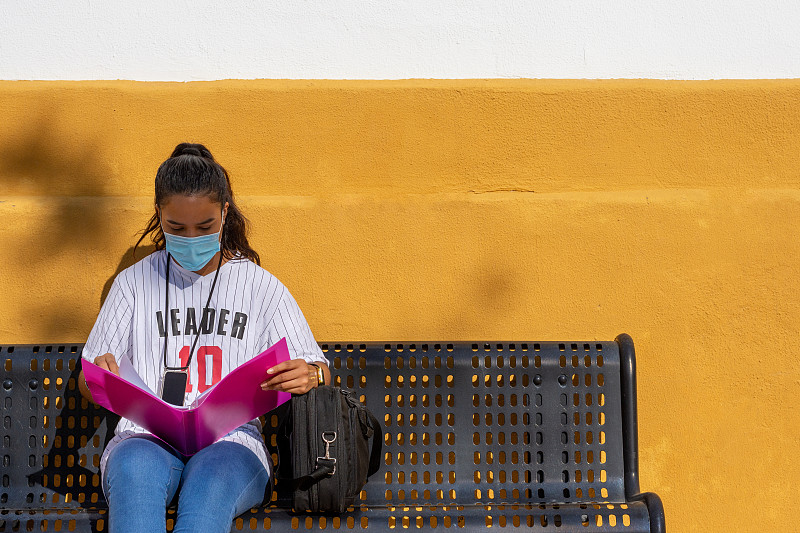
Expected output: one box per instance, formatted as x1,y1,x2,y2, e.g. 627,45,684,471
134,143,261,265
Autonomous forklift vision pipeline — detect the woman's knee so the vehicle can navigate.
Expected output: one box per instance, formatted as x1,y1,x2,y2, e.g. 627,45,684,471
104,437,183,499
174,459,268,533
179,442,269,504
183,442,263,480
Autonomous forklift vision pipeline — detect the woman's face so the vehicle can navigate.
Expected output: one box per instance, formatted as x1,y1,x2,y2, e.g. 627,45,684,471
159,194,228,238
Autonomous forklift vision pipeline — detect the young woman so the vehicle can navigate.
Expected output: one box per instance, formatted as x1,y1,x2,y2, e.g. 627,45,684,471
77,143,330,533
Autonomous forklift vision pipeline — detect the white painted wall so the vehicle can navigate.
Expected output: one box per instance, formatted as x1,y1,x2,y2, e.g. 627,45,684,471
2,0,799,81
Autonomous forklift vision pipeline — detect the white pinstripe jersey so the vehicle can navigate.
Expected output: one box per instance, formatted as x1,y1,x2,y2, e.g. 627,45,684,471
82,250,327,476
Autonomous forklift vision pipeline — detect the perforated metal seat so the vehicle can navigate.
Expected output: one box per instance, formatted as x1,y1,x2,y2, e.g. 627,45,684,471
1,335,665,532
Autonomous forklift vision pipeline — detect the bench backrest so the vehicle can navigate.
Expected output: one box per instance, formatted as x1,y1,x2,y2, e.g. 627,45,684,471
1,341,629,511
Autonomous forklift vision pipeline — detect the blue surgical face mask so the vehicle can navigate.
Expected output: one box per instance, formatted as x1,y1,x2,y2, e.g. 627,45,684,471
162,214,224,272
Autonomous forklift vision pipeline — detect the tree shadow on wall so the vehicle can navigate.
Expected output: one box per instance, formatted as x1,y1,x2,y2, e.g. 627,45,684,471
1,114,114,249
0,112,142,339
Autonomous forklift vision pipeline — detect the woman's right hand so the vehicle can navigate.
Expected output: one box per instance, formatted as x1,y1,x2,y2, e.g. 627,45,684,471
94,353,120,376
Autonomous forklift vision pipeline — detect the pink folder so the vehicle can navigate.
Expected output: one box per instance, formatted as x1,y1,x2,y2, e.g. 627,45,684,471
82,338,292,456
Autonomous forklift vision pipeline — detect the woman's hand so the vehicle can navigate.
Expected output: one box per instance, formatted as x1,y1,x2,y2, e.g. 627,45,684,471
260,359,319,395
94,353,120,376
78,353,119,404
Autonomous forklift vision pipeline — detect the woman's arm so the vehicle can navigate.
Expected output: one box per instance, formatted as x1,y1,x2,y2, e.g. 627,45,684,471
257,284,332,394
78,353,121,404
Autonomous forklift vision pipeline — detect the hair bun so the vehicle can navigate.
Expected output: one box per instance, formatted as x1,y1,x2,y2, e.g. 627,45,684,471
181,147,203,157
169,142,215,160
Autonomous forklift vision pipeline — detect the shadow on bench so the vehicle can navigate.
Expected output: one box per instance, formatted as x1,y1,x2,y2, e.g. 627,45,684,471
1,334,665,532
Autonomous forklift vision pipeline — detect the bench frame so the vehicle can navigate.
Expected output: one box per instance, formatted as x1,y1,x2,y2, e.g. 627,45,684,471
1,334,665,532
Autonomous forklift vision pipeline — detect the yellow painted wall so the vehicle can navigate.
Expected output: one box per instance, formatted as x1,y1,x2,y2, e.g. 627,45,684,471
1,80,798,531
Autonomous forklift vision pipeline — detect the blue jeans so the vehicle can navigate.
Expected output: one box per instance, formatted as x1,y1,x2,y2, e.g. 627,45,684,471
103,436,270,533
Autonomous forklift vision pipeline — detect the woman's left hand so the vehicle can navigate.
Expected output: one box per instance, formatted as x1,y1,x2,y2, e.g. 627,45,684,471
260,359,318,394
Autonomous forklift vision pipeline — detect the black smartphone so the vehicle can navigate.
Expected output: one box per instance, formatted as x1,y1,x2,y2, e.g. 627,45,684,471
161,370,188,406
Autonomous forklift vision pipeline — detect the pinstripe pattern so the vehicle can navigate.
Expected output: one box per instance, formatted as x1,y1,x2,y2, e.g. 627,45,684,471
83,250,327,475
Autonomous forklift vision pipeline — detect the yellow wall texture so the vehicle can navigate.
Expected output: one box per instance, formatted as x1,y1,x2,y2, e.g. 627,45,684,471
1,80,798,531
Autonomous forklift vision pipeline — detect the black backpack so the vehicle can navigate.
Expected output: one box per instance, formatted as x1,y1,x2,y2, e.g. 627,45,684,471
276,386,383,513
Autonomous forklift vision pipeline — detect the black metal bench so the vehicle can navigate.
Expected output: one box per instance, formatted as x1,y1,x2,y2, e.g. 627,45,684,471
1,334,665,532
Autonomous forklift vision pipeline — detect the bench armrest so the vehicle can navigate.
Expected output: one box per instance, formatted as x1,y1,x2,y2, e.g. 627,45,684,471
631,491,666,533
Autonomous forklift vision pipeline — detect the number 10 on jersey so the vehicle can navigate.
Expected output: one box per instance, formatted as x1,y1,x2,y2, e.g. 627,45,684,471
178,346,223,393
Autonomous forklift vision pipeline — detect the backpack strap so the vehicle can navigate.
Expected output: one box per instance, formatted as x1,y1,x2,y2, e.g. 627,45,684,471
365,410,382,478
294,457,337,491
273,401,293,480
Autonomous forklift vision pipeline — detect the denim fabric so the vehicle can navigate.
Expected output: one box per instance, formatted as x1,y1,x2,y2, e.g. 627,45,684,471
103,436,269,533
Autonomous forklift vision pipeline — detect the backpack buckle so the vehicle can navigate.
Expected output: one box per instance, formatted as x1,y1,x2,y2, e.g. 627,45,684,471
317,431,337,476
